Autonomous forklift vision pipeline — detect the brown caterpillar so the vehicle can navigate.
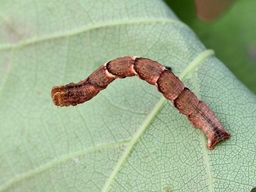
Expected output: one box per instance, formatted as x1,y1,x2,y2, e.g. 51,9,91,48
51,56,230,149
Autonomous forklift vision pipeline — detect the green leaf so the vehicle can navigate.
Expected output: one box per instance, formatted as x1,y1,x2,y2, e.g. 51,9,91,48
165,0,256,94
0,0,256,191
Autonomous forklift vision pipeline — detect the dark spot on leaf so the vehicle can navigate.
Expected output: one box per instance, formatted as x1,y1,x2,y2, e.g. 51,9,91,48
2,17,29,43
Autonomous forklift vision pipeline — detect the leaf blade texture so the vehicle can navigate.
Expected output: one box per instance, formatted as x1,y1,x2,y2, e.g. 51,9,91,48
0,0,256,191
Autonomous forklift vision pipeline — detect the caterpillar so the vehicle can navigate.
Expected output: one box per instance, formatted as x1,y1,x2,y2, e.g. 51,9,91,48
51,56,230,149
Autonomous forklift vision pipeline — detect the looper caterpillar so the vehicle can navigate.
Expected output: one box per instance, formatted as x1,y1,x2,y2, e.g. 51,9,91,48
51,56,230,149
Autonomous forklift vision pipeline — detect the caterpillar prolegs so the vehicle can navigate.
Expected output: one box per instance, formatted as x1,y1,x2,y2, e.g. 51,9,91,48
51,56,230,149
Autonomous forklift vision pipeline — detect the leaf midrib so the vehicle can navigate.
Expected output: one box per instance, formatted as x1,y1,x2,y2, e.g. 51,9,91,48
102,50,215,191
0,140,129,192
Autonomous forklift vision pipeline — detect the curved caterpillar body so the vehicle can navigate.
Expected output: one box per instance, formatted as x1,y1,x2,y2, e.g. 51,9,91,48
51,56,230,149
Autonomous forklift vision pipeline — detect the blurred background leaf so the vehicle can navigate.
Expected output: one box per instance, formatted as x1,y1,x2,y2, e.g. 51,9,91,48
165,0,256,94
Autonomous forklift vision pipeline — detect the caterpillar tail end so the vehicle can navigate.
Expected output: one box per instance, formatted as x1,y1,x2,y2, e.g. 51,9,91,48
207,130,231,150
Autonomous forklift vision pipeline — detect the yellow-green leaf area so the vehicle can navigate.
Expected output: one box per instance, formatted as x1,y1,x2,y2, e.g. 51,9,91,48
0,0,256,191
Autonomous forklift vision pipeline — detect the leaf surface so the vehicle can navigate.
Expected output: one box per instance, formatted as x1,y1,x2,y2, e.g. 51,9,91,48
0,0,256,191
166,0,256,93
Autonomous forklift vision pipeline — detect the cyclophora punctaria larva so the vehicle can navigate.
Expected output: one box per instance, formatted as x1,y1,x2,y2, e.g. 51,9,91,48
51,56,230,149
